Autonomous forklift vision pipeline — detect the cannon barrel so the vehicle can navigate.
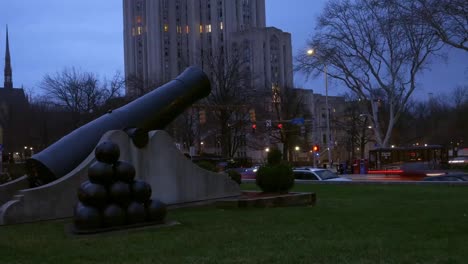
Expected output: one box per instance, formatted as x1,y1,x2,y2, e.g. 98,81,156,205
26,66,210,186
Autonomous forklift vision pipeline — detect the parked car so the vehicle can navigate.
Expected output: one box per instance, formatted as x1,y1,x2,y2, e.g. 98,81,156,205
423,174,468,182
293,168,352,181
241,166,259,179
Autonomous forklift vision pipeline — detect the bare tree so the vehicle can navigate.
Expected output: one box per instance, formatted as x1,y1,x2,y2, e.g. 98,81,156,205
40,67,124,127
452,85,468,108
402,0,467,51
202,50,254,159
125,74,162,99
269,86,307,162
296,0,443,147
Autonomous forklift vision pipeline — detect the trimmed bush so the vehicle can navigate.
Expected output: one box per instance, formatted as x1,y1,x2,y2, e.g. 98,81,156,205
226,170,241,185
255,148,294,193
256,164,294,193
267,148,282,165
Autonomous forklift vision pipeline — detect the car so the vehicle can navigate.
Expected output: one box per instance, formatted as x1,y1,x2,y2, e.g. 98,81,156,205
449,156,468,165
241,166,260,179
423,174,468,182
293,168,352,181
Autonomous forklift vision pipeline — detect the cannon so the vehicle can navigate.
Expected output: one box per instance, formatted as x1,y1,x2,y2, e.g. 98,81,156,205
26,66,210,187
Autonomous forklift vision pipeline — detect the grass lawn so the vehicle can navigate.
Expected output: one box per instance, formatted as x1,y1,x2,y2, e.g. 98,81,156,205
0,184,467,264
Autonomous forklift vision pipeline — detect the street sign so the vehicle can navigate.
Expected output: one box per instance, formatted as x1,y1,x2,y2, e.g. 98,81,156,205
290,117,305,125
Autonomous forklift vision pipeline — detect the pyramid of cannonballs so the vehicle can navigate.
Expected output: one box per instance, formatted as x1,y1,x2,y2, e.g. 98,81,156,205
73,141,167,232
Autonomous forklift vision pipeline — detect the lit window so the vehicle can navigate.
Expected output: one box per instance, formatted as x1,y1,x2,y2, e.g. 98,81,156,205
206,24,211,33
177,26,182,33
137,26,142,35
185,25,190,33
199,25,203,33
164,24,169,32
136,16,142,24
220,21,223,30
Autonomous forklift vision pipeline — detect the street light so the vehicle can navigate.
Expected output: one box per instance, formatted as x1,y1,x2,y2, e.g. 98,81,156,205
307,48,332,168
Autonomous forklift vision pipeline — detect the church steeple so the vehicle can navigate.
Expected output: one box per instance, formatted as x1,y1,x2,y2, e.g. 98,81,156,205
4,25,13,89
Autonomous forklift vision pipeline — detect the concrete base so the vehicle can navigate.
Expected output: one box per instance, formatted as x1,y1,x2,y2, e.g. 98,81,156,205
0,176,29,206
0,130,240,225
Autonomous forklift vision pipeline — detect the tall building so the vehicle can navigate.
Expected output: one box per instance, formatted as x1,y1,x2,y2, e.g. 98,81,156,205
231,27,293,106
0,26,30,158
122,0,292,99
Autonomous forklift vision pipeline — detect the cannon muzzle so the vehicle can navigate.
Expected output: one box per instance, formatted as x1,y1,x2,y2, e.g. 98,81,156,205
26,66,210,186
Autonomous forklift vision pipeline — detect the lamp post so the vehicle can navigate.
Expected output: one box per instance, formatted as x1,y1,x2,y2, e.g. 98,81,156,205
307,49,332,168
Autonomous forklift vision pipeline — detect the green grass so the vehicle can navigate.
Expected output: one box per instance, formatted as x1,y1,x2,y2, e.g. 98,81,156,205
1,184,467,264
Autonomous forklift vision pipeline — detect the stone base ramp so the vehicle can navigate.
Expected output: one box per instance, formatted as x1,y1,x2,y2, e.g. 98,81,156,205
0,130,240,225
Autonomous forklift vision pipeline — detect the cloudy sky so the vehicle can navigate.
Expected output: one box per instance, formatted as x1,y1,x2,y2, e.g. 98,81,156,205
0,0,466,99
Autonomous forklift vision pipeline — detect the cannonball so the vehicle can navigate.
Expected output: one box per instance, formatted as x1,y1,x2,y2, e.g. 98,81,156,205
95,141,120,164
102,203,126,227
77,181,108,208
145,199,167,222
109,181,131,205
114,161,136,182
73,202,102,230
126,202,146,224
88,161,114,185
131,180,152,203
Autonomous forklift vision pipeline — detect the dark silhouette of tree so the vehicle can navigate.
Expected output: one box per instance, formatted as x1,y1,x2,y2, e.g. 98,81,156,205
40,67,124,127
125,74,162,99
400,0,467,52
202,50,256,159
269,86,307,162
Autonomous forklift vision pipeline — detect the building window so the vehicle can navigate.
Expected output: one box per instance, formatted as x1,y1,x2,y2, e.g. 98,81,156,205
199,25,203,33
185,25,190,33
164,24,169,32
220,21,223,30
206,24,212,33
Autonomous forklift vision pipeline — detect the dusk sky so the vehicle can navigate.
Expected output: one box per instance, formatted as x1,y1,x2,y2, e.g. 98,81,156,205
0,0,466,99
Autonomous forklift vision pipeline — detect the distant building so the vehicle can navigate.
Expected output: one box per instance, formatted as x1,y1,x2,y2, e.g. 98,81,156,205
0,26,30,160
230,26,293,105
292,88,349,165
122,0,292,100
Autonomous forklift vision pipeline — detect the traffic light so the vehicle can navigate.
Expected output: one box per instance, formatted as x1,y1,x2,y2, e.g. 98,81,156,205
312,145,320,152
249,109,256,123
251,123,257,133
199,110,206,124
277,123,283,129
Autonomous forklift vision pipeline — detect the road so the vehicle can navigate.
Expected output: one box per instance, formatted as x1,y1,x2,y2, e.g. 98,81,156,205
344,174,425,182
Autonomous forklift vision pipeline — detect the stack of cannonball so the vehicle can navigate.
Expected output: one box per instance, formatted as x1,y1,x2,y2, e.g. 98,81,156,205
73,141,167,231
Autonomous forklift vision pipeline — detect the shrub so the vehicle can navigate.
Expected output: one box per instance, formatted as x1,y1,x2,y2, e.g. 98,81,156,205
226,170,241,185
267,148,282,165
196,160,218,172
256,164,294,193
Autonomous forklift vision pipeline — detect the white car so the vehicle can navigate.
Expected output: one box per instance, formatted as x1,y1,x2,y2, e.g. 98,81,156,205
449,156,468,164
293,168,352,181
